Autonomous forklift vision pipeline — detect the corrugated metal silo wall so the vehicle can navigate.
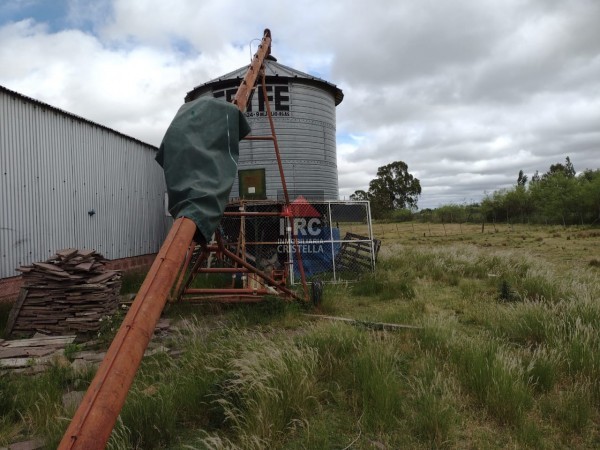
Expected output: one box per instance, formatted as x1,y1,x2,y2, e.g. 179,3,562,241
210,81,339,200
0,90,171,279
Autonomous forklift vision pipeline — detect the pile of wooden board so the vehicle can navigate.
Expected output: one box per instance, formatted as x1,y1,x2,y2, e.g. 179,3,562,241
0,334,76,371
5,249,122,336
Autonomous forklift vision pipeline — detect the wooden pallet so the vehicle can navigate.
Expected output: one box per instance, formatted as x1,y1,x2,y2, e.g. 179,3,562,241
335,232,381,272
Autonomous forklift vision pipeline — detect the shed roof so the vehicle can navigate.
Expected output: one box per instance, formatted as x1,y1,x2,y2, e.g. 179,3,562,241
0,84,157,150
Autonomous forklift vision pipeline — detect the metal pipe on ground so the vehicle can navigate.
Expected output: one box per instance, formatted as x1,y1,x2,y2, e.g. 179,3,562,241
184,295,265,303
185,288,272,295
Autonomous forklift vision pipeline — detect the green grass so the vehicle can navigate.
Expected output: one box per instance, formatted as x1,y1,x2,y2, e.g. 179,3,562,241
451,339,533,426
351,271,415,301
0,361,96,448
119,269,147,295
2,223,599,448
406,357,457,447
554,383,593,433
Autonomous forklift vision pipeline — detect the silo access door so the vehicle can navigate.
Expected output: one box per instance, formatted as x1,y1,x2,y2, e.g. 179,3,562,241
239,168,267,200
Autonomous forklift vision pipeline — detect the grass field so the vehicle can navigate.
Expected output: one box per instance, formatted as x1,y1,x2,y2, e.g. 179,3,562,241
1,223,599,449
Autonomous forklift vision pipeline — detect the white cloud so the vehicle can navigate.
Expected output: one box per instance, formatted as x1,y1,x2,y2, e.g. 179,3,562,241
0,18,251,145
1,0,599,209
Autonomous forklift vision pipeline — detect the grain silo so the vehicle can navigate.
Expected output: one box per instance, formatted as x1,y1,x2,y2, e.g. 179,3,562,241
185,55,343,201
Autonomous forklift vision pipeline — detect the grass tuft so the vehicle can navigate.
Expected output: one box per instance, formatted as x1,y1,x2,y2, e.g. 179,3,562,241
351,272,415,301
350,340,406,431
524,347,560,393
119,383,178,448
203,336,319,447
407,359,456,447
451,339,532,426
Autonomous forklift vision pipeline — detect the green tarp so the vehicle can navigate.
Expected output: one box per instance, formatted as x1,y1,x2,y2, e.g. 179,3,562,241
156,97,251,242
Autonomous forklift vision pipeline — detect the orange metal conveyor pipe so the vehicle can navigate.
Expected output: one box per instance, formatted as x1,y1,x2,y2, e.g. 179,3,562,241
59,28,273,450
58,217,196,449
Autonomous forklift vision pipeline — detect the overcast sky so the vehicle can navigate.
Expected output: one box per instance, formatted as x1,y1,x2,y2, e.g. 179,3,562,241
1,0,598,208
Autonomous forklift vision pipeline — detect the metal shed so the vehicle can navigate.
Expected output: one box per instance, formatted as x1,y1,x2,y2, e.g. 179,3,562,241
185,56,344,201
0,85,171,280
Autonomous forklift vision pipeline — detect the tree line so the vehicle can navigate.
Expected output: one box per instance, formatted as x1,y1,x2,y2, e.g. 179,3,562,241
350,157,600,225
478,157,600,226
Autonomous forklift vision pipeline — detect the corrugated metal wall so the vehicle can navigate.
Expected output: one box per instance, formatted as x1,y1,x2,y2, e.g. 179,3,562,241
0,88,171,279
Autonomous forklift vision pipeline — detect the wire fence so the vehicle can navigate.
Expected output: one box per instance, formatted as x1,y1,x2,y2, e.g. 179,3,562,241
290,200,379,284
369,220,595,240
218,200,379,285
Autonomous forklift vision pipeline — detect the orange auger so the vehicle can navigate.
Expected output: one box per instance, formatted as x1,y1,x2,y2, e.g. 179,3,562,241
58,217,197,449
58,29,274,450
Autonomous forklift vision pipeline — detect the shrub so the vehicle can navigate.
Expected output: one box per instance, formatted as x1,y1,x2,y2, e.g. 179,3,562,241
498,280,517,302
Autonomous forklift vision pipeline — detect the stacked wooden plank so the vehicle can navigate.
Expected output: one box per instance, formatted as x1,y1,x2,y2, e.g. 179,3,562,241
5,249,122,336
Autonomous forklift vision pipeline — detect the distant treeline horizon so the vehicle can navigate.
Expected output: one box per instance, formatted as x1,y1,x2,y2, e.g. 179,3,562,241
380,157,600,226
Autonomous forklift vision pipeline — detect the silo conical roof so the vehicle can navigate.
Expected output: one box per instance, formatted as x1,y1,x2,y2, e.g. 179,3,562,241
185,58,343,106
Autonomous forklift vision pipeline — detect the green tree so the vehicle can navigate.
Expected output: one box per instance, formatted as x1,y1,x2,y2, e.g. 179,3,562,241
545,156,576,180
579,169,600,222
530,171,578,225
565,156,576,178
368,161,421,211
441,157,600,225
505,185,532,222
349,190,369,202
351,161,421,219
517,170,528,186
435,204,465,223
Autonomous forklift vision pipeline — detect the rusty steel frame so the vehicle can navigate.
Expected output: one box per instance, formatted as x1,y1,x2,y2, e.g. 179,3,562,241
178,222,305,303
172,239,196,300
199,267,250,273
259,74,309,299
184,295,265,303
186,288,273,295
177,54,312,304
177,204,311,303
